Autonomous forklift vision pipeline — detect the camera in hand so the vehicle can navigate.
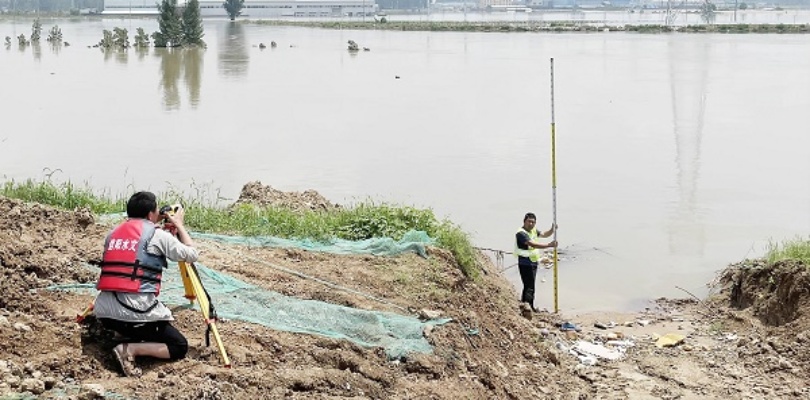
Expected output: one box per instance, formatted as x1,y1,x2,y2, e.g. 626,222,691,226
159,204,181,219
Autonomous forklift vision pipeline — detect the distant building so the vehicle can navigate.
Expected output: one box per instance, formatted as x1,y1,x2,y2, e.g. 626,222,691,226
478,0,512,7
376,0,428,11
102,0,378,17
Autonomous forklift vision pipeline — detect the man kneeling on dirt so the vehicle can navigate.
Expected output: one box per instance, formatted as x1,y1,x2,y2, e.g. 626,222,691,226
94,191,198,377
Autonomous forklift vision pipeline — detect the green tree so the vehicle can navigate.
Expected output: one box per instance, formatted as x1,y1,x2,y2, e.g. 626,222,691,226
182,0,205,46
134,27,150,48
31,19,42,43
222,0,244,21
98,30,114,49
157,0,183,47
700,1,717,24
113,27,129,49
739,2,748,9
47,25,63,43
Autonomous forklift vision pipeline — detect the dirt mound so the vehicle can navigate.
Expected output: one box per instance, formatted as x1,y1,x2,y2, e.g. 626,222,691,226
719,259,810,326
0,195,594,399
4,192,807,399
708,259,810,383
0,197,104,313
234,181,340,212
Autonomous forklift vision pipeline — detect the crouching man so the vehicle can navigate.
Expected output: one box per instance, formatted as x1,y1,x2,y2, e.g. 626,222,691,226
94,191,198,377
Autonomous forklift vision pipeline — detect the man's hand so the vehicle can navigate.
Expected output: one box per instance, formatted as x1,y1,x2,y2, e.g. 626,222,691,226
165,206,185,228
546,240,558,248
542,224,557,237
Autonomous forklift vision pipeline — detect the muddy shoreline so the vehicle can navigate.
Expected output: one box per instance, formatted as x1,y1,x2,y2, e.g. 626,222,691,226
1,193,808,399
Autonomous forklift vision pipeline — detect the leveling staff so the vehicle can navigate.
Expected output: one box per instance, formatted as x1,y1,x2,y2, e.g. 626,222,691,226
94,191,199,377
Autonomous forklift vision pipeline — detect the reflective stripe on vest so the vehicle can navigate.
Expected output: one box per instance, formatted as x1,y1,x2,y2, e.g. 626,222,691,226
515,228,542,263
96,219,168,294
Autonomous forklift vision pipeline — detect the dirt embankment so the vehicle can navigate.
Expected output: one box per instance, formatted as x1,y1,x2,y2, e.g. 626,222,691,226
0,187,808,399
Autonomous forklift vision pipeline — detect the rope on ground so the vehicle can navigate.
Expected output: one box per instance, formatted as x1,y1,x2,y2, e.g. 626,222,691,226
474,246,510,270
674,285,716,317
198,240,410,313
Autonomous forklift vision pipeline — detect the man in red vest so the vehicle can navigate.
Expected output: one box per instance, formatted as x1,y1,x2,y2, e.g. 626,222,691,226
94,191,198,377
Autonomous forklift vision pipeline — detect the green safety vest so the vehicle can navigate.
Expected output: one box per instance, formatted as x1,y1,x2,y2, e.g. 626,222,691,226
515,228,542,262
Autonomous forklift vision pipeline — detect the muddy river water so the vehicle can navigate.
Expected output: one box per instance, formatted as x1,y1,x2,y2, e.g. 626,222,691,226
1,18,808,312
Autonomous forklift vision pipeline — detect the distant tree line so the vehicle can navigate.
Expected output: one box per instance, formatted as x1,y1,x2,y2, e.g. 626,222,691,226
0,0,103,13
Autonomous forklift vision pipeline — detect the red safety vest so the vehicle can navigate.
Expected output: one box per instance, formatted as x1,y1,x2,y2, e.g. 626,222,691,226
96,219,168,295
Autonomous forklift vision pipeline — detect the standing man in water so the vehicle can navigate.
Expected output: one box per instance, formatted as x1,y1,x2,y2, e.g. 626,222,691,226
515,212,556,312
94,191,198,377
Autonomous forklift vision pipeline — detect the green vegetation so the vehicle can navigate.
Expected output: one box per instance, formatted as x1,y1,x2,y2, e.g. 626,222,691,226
134,28,150,48
151,0,205,47
30,18,42,42
700,2,718,25
154,0,183,47
250,19,810,34
1,179,126,214
223,0,245,21
47,25,63,43
182,0,205,46
0,179,480,278
766,237,810,266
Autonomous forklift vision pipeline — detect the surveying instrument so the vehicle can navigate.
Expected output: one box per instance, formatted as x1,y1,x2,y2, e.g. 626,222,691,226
77,204,231,368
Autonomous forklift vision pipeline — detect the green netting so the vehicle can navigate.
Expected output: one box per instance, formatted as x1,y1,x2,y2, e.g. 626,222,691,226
49,263,450,359
191,230,435,258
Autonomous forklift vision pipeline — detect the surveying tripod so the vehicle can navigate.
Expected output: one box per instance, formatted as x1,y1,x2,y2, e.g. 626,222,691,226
77,262,231,367
77,207,231,368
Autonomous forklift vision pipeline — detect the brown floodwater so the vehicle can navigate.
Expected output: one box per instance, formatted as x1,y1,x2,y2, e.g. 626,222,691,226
1,18,808,311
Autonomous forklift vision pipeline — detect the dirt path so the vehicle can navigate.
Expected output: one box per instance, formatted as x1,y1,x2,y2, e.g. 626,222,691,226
1,195,808,399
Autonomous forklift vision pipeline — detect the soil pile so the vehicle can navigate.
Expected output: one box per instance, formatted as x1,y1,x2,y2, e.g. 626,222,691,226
1,193,808,399
234,181,340,212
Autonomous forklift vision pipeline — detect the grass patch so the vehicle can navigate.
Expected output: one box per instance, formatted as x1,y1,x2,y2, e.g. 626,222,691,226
1,179,481,278
766,237,810,266
1,178,127,214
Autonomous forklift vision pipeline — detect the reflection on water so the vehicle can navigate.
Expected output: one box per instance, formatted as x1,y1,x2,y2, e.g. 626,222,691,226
218,22,248,78
184,48,204,108
157,48,182,110
102,48,129,64
31,43,41,61
135,47,148,62
49,42,63,56
155,48,205,110
668,37,709,257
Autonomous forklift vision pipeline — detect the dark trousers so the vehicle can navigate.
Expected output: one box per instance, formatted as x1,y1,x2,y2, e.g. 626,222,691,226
100,318,189,360
518,263,538,309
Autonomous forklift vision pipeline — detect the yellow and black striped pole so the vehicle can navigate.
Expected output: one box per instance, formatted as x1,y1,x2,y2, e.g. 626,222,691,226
550,58,559,314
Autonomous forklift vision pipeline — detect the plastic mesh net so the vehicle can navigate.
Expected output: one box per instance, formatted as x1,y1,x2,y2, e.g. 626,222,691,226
50,261,449,359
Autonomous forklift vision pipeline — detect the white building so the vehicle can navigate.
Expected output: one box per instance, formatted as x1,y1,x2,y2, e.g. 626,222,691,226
102,0,378,18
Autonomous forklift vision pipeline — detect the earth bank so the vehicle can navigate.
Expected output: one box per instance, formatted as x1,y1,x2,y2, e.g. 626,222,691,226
0,186,807,399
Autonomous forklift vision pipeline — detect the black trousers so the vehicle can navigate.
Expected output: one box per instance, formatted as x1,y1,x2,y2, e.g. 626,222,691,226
518,263,538,309
100,318,188,360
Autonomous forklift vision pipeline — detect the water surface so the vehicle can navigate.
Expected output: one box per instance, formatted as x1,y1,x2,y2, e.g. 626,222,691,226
2,18,808,312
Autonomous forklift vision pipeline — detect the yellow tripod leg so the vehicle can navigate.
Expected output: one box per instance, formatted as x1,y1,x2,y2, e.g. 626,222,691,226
76,300,95,323
179,261,231,368
179,261,196,302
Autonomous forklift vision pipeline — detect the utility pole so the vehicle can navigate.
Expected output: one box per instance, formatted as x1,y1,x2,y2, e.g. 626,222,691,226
734,0,737,22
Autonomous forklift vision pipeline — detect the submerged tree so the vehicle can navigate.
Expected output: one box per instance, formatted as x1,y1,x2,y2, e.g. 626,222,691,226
223,0,245,21
98,30,115,49
182,0,205,46
155,0,183,47
113,28,130,49
47,25,63,44
31,19,42,43
134,28,150,48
